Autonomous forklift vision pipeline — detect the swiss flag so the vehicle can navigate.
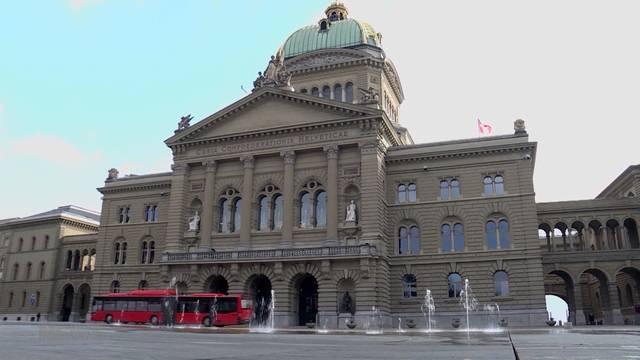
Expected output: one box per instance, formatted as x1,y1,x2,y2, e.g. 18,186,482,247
477,118,493,135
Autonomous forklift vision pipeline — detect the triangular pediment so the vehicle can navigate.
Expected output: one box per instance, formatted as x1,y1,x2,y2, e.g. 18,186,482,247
165,88,380,146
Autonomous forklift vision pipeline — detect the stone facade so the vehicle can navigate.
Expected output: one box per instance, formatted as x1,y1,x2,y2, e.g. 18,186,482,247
1,3,638,328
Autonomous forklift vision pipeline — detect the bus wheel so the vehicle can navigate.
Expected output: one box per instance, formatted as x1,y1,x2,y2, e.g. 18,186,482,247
202,317,212,327
150,315,159,326
105,315,113,324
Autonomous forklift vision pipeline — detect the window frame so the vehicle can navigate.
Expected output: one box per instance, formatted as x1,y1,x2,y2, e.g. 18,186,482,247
402,274,417,299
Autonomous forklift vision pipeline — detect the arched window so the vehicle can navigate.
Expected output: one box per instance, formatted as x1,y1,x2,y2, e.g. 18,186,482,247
440,180,449,200
398,227,409,255
483,176,493,195
345,82,353,103
65,250,72,270
0,255,4,269
12,263,18,281
408,183,417,202
81,249,90,271
138,280,148,290
258,196,269,231
31,237,36,250
44,235,49,249
397,184,407,203
410,226,420,254
113,243,120,264
232,198,242,232
18,238,23,252
8,292,14,307
141,241,148,264
300,192,312,228
495,175,505,194
450,180,460,199
486,221,497,250
25,262,32,280
448,273,463,298
333,84,342,101
89,249,96,271
498,219,510,249
398,225,420,255
39,262,45,280
219,198,229,233
402,274,417,298
322,85,331,98
148,241,155,264
311,87,319,97
110,281,120,293
272,194,283,230
21,291,26,307
442,222,464,252
494,271,509,296
315,191,327,227
121,242,127,264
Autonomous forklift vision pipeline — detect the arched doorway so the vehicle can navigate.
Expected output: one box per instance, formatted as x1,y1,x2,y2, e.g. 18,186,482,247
77,284,91,322
544,270,577,323
247,274,272,326
175,281,188,295
615,267,640,324
206,275,229,294
60,284,74,322
545,295,569,324
293,274,318,326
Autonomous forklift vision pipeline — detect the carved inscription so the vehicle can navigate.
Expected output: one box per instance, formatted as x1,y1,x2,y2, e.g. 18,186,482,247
194,130,351,156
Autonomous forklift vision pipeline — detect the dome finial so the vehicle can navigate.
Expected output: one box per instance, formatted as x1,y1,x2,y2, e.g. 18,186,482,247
325,1,348,21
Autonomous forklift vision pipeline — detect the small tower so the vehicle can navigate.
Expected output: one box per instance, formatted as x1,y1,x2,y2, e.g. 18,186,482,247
325,1,348,21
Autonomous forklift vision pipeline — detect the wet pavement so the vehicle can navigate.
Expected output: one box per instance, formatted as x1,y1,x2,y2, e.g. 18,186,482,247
0,322,638,360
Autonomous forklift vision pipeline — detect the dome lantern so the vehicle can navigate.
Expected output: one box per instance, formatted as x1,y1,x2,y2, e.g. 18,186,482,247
325,1,348,21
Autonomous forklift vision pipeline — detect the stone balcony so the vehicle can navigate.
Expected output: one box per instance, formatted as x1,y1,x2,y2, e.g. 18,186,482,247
160,244,377,264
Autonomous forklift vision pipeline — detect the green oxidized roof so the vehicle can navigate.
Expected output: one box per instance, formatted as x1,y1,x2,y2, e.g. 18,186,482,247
281,18,381,59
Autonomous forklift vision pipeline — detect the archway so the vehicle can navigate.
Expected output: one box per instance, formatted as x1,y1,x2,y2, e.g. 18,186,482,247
545,295,569,325
615,267,640,324
60,284,74,322
77,284,91,321
206,275,229,295
578,269,610,325
247,274,272,326
293,274,318,326
544,270,577,323
175,281,188,295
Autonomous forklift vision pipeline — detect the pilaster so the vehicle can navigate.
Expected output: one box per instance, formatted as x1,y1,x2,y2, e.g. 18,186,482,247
200,161,217,248
358,139,386,250
165,163,189,251
280,151,296,246
324,145,339,244
240,156,254,249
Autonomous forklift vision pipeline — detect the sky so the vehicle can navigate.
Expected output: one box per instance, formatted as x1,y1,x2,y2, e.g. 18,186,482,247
1,0,639,220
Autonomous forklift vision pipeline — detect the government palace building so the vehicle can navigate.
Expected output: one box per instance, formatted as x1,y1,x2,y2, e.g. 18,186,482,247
1,2,639,328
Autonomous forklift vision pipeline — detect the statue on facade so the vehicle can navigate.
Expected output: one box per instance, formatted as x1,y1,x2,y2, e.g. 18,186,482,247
345,200,357,223
514,119,527,135
187,211,200,232
358,87,379,104
175,114,193,133
340,291,354,315
253,53,292,90
106,168,119,181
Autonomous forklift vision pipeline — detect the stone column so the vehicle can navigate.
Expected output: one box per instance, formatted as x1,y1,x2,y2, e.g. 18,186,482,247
602,226,609,250
324,145,339,244
280,151,295,246
622,226,630,249
550,231,555,252
165,163,189,251
571,284,585,325
200,161,217,248
240,156,254,249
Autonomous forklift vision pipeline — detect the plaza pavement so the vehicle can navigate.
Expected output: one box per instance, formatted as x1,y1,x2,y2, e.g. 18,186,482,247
0,322,638,360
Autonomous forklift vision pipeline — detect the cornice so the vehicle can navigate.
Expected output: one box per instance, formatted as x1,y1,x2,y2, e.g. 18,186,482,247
386,143,536,164
59,218,99,232
98,181,171,195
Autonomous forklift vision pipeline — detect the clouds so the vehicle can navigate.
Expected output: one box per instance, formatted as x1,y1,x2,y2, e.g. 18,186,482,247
11,134,100,168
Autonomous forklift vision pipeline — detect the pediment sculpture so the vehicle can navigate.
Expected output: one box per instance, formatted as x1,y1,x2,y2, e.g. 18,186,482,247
253,54,292,90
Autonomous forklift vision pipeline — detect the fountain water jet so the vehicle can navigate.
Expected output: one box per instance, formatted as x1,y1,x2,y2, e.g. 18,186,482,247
459,278,478,333
421,288,436,332
249,289,275,333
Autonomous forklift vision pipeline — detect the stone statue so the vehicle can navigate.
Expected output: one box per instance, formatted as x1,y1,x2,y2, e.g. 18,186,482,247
340,291,354,315
514,119,527,135
358,86,379,104
106,168,119,181
187,211,200,232
175,114,193,133
253,53,292,90
345,200,357,223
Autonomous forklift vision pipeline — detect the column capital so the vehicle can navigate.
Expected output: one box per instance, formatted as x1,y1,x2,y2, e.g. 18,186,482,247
323,145,339,159
280,150,296,164
240,156,254,169
203,160,217,172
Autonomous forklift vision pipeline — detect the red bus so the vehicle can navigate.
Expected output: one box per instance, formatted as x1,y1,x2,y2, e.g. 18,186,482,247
90,289,251,327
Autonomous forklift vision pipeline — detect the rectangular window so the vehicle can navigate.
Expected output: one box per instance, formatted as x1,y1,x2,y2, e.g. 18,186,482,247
144,205,158,222
118,207,131,224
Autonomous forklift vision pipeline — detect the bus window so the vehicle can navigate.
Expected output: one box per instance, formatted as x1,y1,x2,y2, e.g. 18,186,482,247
148,300,161,312
127,301,137,311
116,300,128,311
92,299,103,312
217,298,237,313
136,301,147,311
104,300,116,311
241,299,251,309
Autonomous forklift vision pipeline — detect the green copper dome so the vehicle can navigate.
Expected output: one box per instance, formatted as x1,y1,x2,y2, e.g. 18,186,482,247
281,18,381,59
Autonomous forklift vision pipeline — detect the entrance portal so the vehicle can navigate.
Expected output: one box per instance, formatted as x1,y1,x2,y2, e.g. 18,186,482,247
248,274,272,326
207,275,229,294
295,274,318,326
61,285,74,322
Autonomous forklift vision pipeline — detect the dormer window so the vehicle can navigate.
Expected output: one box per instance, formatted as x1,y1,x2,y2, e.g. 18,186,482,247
329,12,339,21
319,20,329,31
